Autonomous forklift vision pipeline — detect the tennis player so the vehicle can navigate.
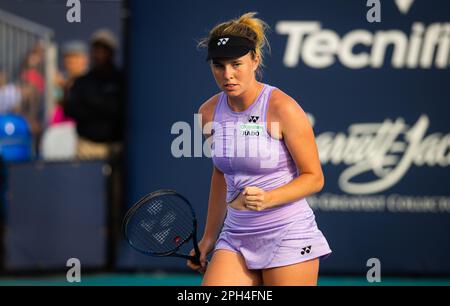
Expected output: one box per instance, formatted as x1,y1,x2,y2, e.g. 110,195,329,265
187,12,332,286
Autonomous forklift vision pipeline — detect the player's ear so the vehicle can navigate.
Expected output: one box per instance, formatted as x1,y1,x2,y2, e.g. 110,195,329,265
252,53,260,72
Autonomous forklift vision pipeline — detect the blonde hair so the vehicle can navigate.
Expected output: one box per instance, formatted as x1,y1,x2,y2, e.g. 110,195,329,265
198,12,271,79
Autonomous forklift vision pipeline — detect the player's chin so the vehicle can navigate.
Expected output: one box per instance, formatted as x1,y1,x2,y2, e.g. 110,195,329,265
223,87,242,96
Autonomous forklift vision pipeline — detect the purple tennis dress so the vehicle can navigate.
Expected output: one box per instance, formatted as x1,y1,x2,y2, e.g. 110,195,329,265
211,83,332,269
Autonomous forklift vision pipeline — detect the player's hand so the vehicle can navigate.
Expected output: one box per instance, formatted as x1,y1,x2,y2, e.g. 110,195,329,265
242,186,272,211
187,238,213,274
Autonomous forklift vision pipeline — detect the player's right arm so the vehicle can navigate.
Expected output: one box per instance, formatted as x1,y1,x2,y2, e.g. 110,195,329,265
187,95,228,272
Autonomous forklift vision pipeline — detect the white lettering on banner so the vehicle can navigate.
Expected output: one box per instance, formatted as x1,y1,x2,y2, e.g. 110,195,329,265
170,114,448,194
315,115,450,195
307,193,450,213
276,21,450,69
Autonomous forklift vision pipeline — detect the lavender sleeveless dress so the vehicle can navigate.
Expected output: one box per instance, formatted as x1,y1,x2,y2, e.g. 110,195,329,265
211,84,331,269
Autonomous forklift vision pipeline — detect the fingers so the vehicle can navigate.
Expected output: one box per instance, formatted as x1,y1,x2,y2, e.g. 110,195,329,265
197,258,207,274
243,186,263,196
244,195,261,201
187,260,202,272
243,199,258,207
244,203,264,211
242,187,264,209
192,257,207,274
186,249,199,269
186,250,207,273
243,192,265,211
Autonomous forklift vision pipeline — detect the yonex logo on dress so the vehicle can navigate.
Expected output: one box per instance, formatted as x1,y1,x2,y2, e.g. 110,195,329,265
217,38,230,46
170,114,281,168
301,246,312,255
249,116,259,123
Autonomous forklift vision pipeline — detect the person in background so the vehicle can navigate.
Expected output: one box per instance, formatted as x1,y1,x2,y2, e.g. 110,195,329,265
51,40,89,125
0,67,22,114
64,29,124,160
18,42,46,153
0,66,36,140
64,30,125,268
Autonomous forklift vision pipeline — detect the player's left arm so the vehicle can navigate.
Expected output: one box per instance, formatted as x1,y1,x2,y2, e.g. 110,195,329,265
243,90,324,210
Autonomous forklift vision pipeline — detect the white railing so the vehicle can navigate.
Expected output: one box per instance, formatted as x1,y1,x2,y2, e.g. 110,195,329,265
0,8,55,123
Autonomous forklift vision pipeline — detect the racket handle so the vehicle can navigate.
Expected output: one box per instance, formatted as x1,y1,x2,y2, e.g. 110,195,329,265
187,255,202,266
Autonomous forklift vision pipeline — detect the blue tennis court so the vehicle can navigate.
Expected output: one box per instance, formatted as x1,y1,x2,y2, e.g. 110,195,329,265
1,274,450,286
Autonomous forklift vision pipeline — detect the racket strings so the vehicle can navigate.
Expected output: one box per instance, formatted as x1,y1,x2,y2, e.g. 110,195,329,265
125,193,195,254
129,213,187,252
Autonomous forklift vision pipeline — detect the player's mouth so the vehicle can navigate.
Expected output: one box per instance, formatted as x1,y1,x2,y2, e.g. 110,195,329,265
224,84,238,90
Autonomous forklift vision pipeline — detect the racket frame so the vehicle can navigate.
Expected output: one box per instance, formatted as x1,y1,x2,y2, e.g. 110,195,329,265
122,189,202,265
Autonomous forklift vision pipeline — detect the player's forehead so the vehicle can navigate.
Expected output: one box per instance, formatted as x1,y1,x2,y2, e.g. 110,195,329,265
211,54,249,65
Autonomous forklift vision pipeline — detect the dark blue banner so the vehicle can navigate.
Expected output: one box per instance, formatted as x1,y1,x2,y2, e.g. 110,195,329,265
122,0,450,275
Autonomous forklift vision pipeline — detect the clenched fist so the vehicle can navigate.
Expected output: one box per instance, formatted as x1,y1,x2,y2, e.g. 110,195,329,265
242,186,272,211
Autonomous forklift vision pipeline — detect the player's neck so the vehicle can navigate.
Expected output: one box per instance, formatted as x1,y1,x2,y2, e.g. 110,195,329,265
228,81,263,112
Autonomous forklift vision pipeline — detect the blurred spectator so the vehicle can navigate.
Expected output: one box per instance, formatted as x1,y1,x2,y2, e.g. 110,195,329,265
18,43,46,142
64,30,125,266
64,29,124,160
61,40,89,82
41,41,88,160
0,68,22,113
51,40,89,125
0,66,35,120
20,43,45,94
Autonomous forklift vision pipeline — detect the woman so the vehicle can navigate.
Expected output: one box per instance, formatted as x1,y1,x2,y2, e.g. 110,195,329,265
188,12,332,286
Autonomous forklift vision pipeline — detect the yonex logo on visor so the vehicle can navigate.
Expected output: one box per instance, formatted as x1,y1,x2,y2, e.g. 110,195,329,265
206,35,256,61
217,38,229,46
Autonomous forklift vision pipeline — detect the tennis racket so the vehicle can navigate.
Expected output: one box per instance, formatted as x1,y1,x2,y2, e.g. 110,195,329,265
122,189,202,266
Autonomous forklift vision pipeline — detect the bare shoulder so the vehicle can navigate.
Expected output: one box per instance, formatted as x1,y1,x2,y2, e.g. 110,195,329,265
198,93,221,138
269,88,305,117
198,93,220,125
268,88,310,134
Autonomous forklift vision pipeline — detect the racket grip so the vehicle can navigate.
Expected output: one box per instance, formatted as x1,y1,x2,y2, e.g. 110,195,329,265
188,254,202,266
